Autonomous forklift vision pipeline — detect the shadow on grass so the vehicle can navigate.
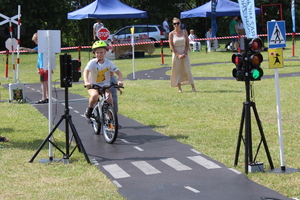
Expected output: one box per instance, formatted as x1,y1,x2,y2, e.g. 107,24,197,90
0,127,14,133
10,139,73,152
203,90,243,93
169,134,189,140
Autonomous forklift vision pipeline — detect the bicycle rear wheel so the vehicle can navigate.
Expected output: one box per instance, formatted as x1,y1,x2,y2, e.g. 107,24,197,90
102,105,118,143
91,106,101,135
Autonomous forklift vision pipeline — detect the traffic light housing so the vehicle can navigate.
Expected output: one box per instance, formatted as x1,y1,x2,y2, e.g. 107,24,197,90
232,53,245,81
248,38,264,81
60,54,82,88
71,59,81,82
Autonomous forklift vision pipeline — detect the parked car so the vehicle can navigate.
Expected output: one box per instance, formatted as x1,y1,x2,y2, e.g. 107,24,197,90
108,25,166,45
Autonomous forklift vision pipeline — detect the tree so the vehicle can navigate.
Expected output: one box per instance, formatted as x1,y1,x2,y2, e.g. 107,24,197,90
0,0,298,50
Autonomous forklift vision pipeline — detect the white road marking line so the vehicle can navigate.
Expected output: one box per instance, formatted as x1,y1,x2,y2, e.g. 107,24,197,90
228,168,242,174
112,180,122,188
91,159,99,166
184,186,200,193
74,110,79,114
160,158,192,171
133,146,144,151
131,161,161,175
102,164,131,179
188,155,221,169
191,149,202,154
120,139,130,144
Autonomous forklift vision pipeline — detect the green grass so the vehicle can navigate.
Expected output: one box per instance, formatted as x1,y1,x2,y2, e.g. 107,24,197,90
1,38,300,199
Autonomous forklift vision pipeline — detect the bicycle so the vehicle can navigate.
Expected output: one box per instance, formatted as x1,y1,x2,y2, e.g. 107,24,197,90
85,83,124,144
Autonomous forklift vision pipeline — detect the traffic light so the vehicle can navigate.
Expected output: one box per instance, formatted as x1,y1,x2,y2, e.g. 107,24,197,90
247,38,264,81
60,54,82,88
71,59,81,82
232,53,245,81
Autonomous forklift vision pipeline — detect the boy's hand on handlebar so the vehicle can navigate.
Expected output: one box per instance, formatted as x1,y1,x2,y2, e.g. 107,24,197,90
85,83,92,89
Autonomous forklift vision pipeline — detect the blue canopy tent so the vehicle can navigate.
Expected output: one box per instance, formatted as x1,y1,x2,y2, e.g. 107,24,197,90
67,0,147,19
67,0,148,60
180,0,261,18
180,0,261,52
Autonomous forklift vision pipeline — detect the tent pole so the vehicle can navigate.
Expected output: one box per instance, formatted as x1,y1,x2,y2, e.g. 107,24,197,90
88,18,90,60
205,17,207,54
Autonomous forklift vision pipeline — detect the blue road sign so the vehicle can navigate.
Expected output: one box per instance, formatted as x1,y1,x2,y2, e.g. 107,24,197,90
267,21,286,49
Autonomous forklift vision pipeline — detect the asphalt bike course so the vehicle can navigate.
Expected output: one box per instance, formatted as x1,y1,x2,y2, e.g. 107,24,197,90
5,61,296,200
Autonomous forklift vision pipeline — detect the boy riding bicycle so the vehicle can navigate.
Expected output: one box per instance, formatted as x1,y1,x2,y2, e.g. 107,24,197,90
83,40,124,120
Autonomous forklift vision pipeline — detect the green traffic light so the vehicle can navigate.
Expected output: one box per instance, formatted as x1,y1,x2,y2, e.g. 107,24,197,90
250,68,264,80
252,69,260,79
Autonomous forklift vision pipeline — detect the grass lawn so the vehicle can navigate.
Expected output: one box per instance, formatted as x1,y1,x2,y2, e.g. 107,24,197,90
1,37,300,199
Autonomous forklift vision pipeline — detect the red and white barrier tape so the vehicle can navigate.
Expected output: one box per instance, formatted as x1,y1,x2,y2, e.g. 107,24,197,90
1,32,299,54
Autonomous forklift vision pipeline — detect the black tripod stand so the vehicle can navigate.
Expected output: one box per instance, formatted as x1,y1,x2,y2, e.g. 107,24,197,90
233,39,274,173
234,77,274,174
29,55,90,164
234,78,274,173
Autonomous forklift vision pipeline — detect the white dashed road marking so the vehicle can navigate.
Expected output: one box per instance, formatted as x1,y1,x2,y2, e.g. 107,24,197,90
160,158,192,171
133,146,144,151
103,164,131,179
184,186,200,193
131,161,161,175
187,155,222,169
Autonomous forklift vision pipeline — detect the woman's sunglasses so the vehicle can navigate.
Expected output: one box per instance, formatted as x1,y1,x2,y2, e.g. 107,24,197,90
173,22,180,25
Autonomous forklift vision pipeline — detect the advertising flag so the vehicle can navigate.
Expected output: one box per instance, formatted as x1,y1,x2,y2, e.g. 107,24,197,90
238,0,257,38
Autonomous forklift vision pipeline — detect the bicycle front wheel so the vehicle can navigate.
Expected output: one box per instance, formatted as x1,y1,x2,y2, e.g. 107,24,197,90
102,106,118,144
91,106,101,135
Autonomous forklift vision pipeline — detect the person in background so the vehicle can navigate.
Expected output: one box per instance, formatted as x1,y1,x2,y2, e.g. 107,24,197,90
229,16,239,51
181,20,187,30
205,28,213,52
237,18,245,51
188,29,201,52
205,28,219,52
229,16,239,52
93,19,104,41
162,17,170,40
20,33,51,104
169,17,196,93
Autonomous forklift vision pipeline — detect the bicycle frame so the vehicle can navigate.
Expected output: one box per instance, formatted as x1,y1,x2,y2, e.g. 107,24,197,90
87,83,123,143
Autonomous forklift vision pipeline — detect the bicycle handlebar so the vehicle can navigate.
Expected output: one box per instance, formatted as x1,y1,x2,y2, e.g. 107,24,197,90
84,82,124,92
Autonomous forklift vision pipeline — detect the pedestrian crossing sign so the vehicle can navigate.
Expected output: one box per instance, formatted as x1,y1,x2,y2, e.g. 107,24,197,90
268,48,284,68
267,21,286,49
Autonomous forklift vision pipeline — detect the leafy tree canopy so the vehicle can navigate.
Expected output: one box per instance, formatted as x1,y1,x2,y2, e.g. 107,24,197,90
0,0,297,50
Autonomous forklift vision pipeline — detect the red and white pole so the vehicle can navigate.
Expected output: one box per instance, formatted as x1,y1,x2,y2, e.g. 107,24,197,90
238,34,241,53
9,19,16,83
160,40,165,65
16,5,21,83
5,50,9,78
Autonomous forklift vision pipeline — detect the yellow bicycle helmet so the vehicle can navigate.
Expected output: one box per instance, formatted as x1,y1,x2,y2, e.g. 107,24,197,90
92,40,107,51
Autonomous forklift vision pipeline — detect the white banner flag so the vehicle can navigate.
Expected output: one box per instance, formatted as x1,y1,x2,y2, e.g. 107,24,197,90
238,0,257,38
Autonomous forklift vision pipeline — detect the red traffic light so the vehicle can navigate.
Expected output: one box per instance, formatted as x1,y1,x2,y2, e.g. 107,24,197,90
248,38,263,52
232,53,243,67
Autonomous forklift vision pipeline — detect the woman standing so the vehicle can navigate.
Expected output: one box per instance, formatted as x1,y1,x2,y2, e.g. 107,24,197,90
169,17,196,93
